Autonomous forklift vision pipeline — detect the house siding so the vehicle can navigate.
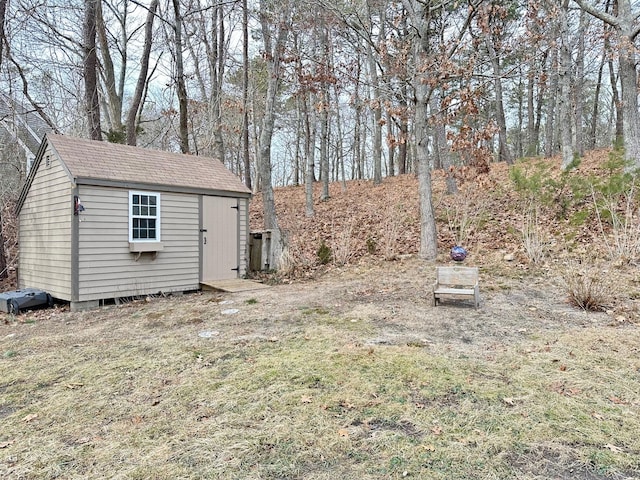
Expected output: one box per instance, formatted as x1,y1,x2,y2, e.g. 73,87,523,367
239,197,249,276
18,147,73,299
77,186,200,301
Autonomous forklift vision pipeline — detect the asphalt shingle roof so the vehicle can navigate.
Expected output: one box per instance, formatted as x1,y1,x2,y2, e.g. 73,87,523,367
47,133,251,195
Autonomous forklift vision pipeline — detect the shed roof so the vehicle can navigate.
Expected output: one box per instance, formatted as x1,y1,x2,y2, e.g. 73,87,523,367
16,134,251,215
46,133,251,195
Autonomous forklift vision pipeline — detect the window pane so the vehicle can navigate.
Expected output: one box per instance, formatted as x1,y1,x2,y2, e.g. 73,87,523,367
131,193,159,241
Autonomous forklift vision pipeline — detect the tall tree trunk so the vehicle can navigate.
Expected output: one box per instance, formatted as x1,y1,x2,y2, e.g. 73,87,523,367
411,8,438,259
353,53,363,180
0,209,6,280
207,3,225,161
319,20,331,200
334,84,347,191
430,94,457,194
366,37,382,184
590,46,606,149
608,49,623,146
485,36,511,164
416,80,438,259
0,0,6,68
304,92,315,217
172,0,189,154
258,3,291,267
515,66,524,159
533,55,547,154
398,86,409,174
574,9,587,156
126,0,158,146
559,0,574,170
84,0,102,141
526,66,536,156
96,0,123,135
544,41,558,158
0,0,6,278
242,0,251,189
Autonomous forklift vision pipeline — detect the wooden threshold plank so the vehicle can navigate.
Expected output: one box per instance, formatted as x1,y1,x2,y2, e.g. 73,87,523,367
201,279,270,293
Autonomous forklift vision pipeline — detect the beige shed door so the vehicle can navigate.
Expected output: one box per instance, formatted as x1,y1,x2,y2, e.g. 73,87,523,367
202,196,239,282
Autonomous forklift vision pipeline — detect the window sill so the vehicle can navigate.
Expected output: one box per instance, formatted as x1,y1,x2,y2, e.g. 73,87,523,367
129,242,164,253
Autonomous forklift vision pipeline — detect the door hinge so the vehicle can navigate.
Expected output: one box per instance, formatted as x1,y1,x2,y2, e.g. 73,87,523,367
231,205,239,210
200,228,207,232
231,267,239,272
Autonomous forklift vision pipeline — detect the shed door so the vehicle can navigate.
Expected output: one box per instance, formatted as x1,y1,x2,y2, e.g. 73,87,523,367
202,196,239,282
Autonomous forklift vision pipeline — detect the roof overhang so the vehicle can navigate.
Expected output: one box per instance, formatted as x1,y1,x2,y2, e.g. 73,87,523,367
74,177,252,199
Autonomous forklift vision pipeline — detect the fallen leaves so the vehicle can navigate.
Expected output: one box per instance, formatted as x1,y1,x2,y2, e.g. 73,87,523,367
65,382,84,389
604,443,624,453
22,413,38,423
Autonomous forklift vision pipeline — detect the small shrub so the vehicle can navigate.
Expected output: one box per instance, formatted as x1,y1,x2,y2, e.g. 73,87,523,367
590,156,640,264
443,188,486,247
522,203,546,264
366,237,377,254
316,240,332,265
332,223,354,266
563,264,615,312
381,205,402,261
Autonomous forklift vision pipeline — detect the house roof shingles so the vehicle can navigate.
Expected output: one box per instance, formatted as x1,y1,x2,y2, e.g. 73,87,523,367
47,133,251,196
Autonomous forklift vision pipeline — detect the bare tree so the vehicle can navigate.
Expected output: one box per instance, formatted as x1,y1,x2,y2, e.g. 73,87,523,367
574,0,640,167
258,0,292,269
0,0,7,279
126,0,159,146
558,0,575,170
242,0,251,189
172,0,189,153
84,0,102,141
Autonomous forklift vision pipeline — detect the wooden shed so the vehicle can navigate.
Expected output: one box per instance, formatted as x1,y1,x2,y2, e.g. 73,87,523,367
15,134,252,311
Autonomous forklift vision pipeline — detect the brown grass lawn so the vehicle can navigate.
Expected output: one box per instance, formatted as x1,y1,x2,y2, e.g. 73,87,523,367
1,257,640,480
2,152,640,478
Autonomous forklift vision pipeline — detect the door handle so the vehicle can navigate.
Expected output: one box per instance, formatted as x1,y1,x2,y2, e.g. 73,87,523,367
204,237,207,245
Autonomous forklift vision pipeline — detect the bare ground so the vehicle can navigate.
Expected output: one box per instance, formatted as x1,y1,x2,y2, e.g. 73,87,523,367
2,255,632,359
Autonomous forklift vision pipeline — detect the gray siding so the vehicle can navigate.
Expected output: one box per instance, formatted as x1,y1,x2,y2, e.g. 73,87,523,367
239,197,249,276
77,186,200,301
18,147,73,299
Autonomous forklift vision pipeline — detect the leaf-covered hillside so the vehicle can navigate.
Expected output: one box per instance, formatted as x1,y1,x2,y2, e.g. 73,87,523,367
250,149,623,276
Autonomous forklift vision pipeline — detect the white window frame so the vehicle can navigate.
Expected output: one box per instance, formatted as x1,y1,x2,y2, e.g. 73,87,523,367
128,191,161,243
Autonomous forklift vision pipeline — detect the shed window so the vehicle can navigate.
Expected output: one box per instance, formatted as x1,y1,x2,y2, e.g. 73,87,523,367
129,191,161,242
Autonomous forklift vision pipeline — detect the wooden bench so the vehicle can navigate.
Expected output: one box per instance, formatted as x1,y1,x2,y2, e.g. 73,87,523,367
432,266,480,308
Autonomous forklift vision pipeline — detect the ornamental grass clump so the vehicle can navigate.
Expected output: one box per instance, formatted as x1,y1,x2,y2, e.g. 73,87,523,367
563,263,615,311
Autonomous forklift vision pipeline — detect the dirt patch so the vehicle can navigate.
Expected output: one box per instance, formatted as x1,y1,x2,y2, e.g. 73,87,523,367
225,257,624,353
2,255,629,351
